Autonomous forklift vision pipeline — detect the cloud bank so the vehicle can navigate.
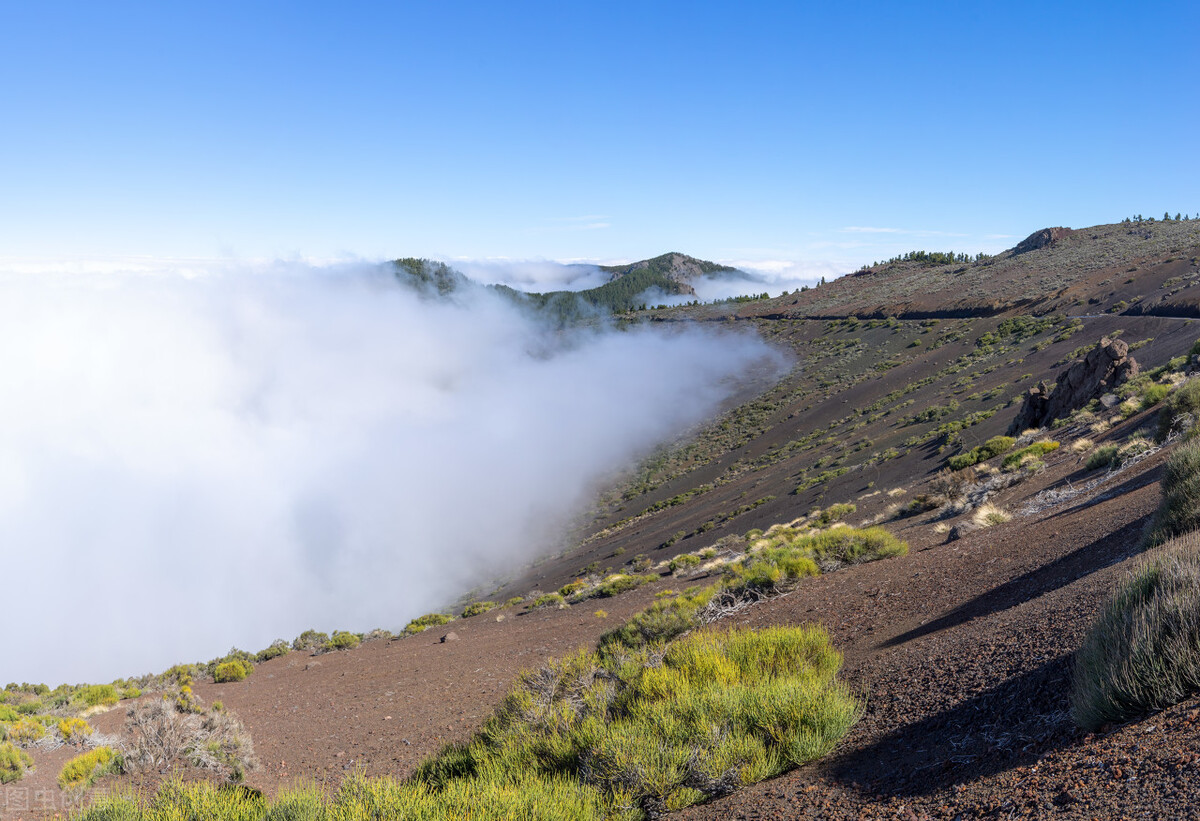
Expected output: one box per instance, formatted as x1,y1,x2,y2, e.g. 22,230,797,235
0,260,785,685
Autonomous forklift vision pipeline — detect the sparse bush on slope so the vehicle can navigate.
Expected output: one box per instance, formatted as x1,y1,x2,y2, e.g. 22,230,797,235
79,627,858,821
213,660,251,683
1157,377,1200,442
416,625,859,819
1072,533,1200,731
947,436,1015,470
0,742,32,784
58,746,122,790
1146,438,1200,547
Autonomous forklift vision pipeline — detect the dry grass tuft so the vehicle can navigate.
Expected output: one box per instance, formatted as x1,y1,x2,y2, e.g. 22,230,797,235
971,503,1011,528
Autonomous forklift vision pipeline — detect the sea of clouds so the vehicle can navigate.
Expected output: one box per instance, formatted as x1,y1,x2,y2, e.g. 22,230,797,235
0,258,786,684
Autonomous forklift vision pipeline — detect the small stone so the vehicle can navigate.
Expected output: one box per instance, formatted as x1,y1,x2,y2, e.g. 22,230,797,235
441,631,459,643
304,661,322,671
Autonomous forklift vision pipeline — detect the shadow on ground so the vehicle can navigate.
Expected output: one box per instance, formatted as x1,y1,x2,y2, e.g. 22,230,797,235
833,654,1080,797
882,514,1148,649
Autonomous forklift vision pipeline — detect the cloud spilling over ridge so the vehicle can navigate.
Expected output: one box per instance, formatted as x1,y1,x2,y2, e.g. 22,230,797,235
0,260,786,685
448,259,609,292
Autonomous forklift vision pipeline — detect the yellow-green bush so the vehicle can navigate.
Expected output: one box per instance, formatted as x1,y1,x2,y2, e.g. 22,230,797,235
1146,438,1200,547
58,746,122,790
58,716,93,743
599,585,719,653
78,683,119,708
593,573,655,598
80,772,603,821
462,601,498,618
531,592,565,609
214,660,251,683
1001,440,1060,470
255,639,290,662
1072,533,1200,731
404,613,454,634
558,580,588,598
325,631,362,651
417,625,859,818
1157,378,1200,441
0,741,31,784
5,717,45,744
948,435,1015,470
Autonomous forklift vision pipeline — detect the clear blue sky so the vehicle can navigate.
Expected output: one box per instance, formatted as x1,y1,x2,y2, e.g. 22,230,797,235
1,1,1196,273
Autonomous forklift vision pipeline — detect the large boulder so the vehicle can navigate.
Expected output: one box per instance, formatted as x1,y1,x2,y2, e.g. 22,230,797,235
1013,227,1073,255
1009,337,1139,433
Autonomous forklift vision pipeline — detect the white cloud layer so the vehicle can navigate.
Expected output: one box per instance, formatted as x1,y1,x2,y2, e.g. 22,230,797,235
0,260,785,685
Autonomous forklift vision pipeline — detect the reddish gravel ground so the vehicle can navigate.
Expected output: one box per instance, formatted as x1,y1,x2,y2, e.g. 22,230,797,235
678,447,1198,820
15,429,1198,821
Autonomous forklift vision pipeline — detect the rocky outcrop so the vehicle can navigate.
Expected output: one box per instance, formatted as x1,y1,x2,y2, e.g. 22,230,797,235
1009,337,1139,433
1013,227,1073,255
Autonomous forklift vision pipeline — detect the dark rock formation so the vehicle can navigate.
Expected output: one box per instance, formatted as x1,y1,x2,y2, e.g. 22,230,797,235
1009,337,1139,433
1013,227,1073,255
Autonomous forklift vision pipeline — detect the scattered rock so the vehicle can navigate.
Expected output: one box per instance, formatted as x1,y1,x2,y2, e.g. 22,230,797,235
304,661,322,671
1009,337,1139,433
441,631,459,643
1099,392,1120,409
947,523,976,542
1013,226,1073,255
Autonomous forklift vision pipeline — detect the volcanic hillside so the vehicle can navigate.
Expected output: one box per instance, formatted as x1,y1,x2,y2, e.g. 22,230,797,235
7,216,1200,820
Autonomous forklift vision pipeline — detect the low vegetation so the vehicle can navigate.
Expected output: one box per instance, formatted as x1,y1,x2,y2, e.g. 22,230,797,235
0,742,32,784
1146,438,1200,547
1157,377,1200,441
1072,533,1200,731
58,746,122,790
1000,440,1060,471
947,436,1015,470
213,660,252,683
404,613,454,635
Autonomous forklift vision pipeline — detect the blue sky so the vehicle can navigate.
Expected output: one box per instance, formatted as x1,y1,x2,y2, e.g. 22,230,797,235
1,1,1196,275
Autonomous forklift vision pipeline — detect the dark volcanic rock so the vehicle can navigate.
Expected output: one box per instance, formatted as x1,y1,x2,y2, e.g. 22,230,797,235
1013,226,1073,255
1009,337,1139,433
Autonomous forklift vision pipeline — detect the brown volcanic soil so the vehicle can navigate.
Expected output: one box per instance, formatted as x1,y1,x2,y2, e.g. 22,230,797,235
25,420,1200,820
14,222,1200,818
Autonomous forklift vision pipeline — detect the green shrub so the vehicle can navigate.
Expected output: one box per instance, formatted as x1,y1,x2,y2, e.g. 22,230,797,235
1157,378,1200,442
1072,534,1200,731
326,631,362,651
0,741,31,784
668,554,702,573
531,592,565,609
404,614,454,635
461,601,498,618
593,573,655,598
58,746,122,790
80,772,602,821
5,718,45,744
417,625,859,818
57,717,93,743
78,684,119,708
504,597,525,607
213,660,251,683
1087,444,1120,470
947,435,1015,470
255,639,290,662
598,586,719,653
0,705,17,722
557,581,588,598
1140,383,1171,409
1147,438,1200,547
813,502,856,527
1001,440,1060,470
293,629,331,651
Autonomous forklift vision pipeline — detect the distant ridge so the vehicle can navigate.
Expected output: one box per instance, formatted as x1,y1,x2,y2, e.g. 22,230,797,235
390,252,752,324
